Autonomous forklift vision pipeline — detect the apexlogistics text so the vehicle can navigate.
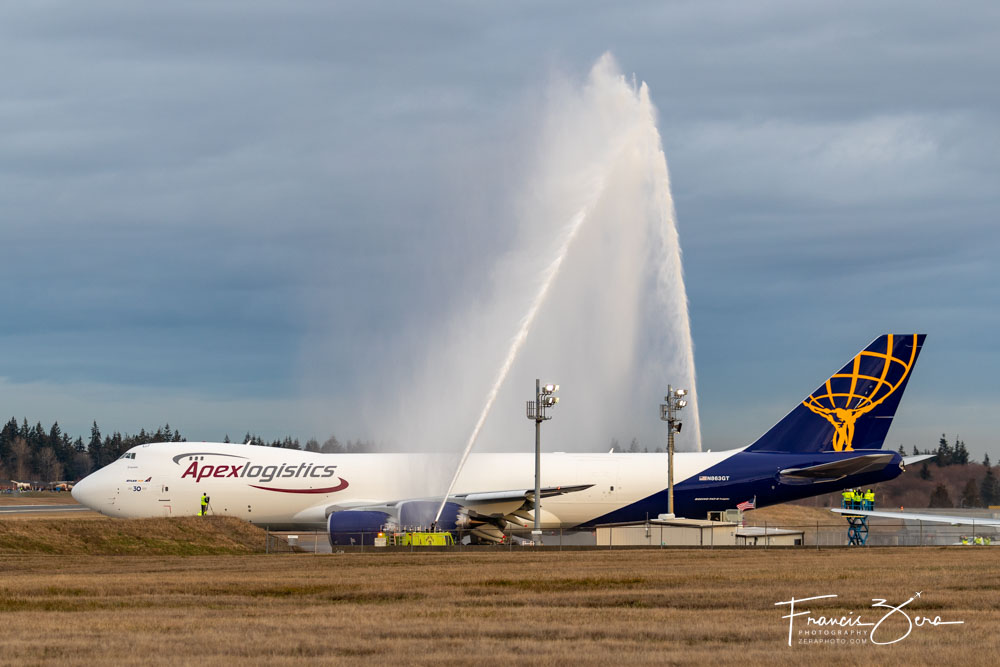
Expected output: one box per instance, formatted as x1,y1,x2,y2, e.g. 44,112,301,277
181,461,338,484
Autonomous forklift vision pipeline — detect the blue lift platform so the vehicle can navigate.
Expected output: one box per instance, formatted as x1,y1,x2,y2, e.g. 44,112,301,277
842,496,873,546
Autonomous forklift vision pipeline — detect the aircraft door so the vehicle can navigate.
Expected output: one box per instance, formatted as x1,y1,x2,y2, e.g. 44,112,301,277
159,485,172,516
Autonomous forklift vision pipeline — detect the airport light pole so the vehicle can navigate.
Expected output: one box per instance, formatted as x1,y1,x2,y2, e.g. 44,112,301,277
526,380,559,545
660,385,688,516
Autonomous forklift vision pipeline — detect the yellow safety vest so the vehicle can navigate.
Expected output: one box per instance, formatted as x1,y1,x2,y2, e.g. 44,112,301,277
864,491,874,502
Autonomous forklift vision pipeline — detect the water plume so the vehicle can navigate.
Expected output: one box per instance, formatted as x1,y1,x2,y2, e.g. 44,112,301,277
353,54,700,507
433,172,613,521
429,55,701,520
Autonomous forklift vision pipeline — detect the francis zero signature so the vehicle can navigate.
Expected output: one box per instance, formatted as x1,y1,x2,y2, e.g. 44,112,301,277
775,592,963,646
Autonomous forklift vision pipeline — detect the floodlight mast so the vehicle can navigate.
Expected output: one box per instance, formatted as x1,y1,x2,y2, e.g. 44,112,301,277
660,385,687,516
526,379,559,545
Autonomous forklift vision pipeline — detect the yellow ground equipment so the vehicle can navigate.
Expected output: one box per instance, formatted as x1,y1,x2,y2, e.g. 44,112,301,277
375,531,455,547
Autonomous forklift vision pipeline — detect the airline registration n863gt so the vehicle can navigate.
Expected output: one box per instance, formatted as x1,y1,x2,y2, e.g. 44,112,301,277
73,334,934,543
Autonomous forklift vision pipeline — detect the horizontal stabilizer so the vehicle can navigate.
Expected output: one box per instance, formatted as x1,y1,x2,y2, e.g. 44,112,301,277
902,454,936,466
830,508,1000,526
779,453,895,483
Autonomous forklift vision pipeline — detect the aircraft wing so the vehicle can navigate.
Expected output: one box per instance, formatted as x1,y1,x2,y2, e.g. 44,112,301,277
322,484,593,514
779,453,895,483
454,484,593,508
830,508,1000,526
317,483,595,542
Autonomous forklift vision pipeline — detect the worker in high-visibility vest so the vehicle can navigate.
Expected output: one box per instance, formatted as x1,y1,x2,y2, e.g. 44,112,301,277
852,489,863,509
841,489,852,509
199,493,209,517
864,489,875,510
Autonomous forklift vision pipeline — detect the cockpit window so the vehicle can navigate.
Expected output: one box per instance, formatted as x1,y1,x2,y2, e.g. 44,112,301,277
118,452,136,460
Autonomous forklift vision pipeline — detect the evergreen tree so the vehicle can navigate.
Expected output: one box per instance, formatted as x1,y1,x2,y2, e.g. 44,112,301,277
919,462,931,480
952,438,969,465
48,422,62,446
628,438,640,453
898,445,906,456
935,434,952,467
912,445,920,456
321,435,343,454
981,467,998,507
88,421,104,467
960,478,980,507
223,434,231,443
928,483,953,508
985,452,992,468
304,438,320,452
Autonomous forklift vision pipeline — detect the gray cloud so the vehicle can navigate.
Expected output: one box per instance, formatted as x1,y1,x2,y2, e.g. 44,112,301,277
0,1,996,457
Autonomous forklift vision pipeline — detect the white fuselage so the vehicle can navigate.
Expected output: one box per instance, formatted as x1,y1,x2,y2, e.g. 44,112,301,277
71,442,742,529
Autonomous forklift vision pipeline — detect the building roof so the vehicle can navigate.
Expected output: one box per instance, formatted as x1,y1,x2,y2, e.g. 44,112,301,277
596,518,739,529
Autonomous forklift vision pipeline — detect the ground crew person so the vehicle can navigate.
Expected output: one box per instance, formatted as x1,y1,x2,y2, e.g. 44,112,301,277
852,488,862,508
841,488,852,508
974,536,985,546
200,493,209,517
864,489,875,510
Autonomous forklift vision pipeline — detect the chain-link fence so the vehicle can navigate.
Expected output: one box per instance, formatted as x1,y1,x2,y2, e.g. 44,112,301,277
262,521,999,553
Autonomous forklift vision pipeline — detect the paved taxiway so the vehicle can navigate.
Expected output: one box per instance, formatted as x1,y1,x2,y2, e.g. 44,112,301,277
0,504,92,514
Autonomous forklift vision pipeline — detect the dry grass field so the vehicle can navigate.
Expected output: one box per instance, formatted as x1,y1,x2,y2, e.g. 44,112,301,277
1,497,996,664
0,492,80,506
0,516,267,555
2,545,998,666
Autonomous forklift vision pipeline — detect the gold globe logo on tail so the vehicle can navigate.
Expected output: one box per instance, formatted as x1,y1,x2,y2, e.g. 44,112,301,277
803,334,918,451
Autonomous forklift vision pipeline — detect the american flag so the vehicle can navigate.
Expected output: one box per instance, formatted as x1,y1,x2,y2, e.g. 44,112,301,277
737,497,756,511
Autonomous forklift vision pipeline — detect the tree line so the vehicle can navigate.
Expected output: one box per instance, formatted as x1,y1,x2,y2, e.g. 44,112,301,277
894,435,998,508
3,418,996,506
0,418,377,483
925,452,998,509
900,434,973,466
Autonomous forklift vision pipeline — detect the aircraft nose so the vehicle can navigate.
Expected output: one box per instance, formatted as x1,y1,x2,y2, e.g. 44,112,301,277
71,474,100,509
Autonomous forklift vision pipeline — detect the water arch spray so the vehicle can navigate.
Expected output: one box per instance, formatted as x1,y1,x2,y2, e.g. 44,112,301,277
433,54,699,524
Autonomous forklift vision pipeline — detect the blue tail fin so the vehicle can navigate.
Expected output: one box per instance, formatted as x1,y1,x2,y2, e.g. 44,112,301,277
745,334,925,453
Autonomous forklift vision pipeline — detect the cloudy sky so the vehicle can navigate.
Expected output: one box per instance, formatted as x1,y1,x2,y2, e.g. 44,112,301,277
1,1,997,458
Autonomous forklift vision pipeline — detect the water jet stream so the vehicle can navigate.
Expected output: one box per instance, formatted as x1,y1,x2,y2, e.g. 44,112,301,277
433,176,609,524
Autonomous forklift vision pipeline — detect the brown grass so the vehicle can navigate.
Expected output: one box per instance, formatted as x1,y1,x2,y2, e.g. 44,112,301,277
0,517,268,555
0,492,81,506
0,547,996,665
